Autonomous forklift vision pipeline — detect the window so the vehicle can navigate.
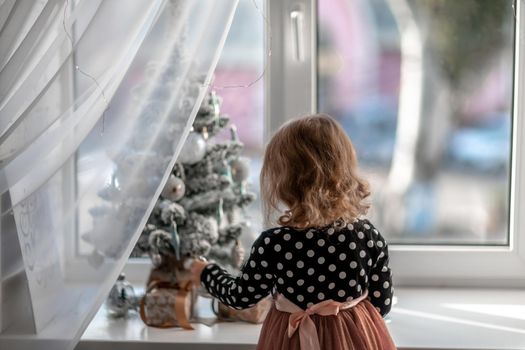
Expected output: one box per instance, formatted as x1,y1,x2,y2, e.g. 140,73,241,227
123,0,525,287
318,0,514,245
269,0,525,286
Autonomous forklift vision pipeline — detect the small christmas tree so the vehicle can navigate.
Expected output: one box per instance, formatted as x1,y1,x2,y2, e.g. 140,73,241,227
132,91,256,276
90,88,262,322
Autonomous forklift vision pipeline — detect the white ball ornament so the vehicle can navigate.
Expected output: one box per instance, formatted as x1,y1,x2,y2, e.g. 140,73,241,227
178,132,206,164
161,174,185,201
230,157,250,183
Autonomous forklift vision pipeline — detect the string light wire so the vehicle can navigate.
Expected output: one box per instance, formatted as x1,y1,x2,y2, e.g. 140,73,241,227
63,0,110,133
206,0,271,90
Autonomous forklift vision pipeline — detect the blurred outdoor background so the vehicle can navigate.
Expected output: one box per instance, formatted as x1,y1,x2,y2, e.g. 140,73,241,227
78,0,514,255
214,0,515,246
318,0,514,244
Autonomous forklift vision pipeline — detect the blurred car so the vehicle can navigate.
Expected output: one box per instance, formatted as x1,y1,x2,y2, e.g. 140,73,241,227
336,95,398,167
447,113,511,174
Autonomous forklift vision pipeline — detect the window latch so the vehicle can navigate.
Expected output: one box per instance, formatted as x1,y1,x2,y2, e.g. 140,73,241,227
290,9,305,62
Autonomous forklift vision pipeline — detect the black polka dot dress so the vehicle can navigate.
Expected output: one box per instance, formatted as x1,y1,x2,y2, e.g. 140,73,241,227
200,219,394,317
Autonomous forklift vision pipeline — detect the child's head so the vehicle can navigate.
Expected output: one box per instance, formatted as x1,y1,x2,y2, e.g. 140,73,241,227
260,114,370,229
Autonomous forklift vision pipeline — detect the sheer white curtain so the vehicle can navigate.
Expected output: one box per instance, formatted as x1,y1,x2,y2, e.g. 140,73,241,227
0,0,238,349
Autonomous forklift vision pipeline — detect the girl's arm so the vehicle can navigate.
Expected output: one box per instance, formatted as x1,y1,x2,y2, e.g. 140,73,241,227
365,221,394,317
193,231,275,310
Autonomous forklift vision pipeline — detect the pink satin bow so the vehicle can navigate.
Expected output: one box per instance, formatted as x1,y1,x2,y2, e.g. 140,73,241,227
275,290,368,350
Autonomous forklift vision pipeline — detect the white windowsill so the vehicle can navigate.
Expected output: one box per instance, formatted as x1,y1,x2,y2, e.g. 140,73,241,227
77,287,525,350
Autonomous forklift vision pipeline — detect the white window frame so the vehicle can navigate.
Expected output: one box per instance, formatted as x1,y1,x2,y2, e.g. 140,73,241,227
267,0,525,287
124,0,525,288
264,0,317,137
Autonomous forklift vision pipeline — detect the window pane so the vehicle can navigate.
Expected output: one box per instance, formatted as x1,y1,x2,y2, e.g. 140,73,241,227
213,0,265,247
318,0,514,244
110,0,265,258
75,0,265,256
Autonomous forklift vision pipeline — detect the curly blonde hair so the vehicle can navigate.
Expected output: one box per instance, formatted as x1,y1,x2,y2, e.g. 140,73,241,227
260,114,370,229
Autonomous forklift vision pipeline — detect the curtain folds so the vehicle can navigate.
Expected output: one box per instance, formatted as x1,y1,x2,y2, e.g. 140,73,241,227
0,1,238,349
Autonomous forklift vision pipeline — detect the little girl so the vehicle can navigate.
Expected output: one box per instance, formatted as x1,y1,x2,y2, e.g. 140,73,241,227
192,114,396,350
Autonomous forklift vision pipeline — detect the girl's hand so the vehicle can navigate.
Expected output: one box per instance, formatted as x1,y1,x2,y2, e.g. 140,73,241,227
190,259,209,286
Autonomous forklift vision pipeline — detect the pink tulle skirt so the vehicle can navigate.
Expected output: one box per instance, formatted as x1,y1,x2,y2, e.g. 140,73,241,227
256,299,397,350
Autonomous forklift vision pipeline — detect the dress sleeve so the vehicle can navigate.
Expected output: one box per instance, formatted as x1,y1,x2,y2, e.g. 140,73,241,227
200,231,275,309
364,221,394,317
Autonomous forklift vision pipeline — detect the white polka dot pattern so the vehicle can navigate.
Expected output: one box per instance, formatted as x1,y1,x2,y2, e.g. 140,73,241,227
200,219,393,316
